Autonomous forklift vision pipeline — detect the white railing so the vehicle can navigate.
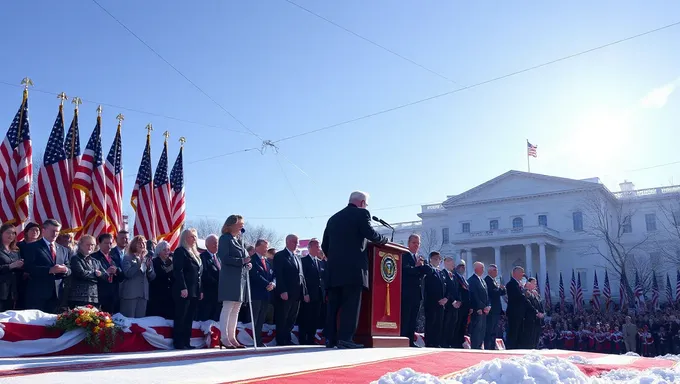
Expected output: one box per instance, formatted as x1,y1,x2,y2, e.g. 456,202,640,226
453,225,560,240
614,186,680,199
421,203,444,211
372,220,422,231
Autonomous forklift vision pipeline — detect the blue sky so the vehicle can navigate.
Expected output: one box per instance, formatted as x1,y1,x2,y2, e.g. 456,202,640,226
1,1,679,240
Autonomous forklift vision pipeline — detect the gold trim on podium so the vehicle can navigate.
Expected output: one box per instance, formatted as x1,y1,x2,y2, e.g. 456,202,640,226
378,251,399,317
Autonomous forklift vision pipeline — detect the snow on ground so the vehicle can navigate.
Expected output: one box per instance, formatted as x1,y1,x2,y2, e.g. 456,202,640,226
374,354,680,384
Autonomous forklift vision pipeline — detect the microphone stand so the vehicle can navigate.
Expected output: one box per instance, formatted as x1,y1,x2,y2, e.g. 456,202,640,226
241,234,258,350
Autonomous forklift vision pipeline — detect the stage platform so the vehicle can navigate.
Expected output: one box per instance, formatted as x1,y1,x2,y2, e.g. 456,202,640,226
0,346,677,383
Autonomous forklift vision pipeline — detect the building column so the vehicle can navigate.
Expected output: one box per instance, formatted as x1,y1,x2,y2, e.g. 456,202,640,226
494,246,502,279
465,249,473,277
539,242,547,288
524,243,533,277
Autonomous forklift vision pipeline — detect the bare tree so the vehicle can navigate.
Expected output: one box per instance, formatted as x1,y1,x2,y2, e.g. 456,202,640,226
185,218,222,238
420,228,441,256
242,223,283,249
655,195,680,267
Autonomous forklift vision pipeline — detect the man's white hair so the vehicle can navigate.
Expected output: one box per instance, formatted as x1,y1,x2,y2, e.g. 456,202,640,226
205,234,219,243
473,261,485,269
349,191,369,203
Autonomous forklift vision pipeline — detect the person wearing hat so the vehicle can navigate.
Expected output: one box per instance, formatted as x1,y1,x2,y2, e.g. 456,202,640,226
15,222,41,310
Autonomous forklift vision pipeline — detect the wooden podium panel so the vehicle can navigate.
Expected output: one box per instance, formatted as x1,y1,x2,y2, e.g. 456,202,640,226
354,242,410,348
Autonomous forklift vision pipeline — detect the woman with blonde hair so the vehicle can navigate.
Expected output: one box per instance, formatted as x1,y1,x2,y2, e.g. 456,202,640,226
217,215,251,349
120,235,156,317
173,228,203,350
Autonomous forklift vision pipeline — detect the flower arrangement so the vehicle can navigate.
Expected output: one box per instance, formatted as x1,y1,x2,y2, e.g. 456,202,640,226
52,305,121,352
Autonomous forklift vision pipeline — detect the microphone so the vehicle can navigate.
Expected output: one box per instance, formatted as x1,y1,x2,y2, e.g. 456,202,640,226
372,216,395,243
241,228,246,234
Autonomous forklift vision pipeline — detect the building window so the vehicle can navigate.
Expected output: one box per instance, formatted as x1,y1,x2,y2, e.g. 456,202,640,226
462,222,470,233
622,216,632,233
576,269,588,292
538,215,547,227
442,228,449,244
573,211,583,231
645,214,657,232
512,217,523,229
489,220,499,230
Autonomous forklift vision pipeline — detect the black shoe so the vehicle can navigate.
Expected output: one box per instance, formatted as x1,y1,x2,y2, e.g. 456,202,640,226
326,343,336,348
337,340,363,349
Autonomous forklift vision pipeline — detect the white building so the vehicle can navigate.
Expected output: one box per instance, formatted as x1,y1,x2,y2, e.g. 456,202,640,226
376,170,680,303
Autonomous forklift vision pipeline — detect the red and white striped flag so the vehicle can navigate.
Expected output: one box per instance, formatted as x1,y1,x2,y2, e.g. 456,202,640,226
603,270,612,311
0,85,33,231
166,143,185,249
73,109,107,237
652,273,660,310
570,270,577,313
104,119,124,235
153,137,172,241
65,101,84,236
620,272,629,312
576,272,584,312
32,102,75,231
131,130,155,240
527,140,538,158
591,271,601,311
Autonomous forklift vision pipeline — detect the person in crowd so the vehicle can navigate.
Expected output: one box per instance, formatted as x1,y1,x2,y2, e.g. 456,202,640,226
56,232,77,309
521,277,544,349
146,239,157,258
322,191,387,349
249,238,275,347
401,234,428,347
441,256,461,348
111,230,130,260
23,219,71,313
173,228,204,350
452,260,471,348
266,248,276,260
484,264,506,350
317,249,328,328
274,234,308,346
147,240,175,319
468,261,490,349
15,222,40,310
0,224,23,311
68,235,108,308
198,234,220,321
247,245,255,257
91,233,123,315
506,266,534,349
299,238,324,345
56,233,76,256
623,316,637,353
423,251,447,348
120,235,155,318
217,215,251,349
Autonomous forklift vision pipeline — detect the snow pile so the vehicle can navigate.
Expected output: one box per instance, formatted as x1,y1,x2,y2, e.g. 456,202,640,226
373,354,680,384
567,355,592,365
654,354,680,362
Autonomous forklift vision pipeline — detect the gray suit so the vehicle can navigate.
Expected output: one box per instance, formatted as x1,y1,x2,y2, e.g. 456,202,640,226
120,254,156,317
217,233,248,303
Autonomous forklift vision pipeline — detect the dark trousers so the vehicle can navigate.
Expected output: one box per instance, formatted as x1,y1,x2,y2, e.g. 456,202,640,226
326,284,362,345
298,300,322,345
0,299,15,312
442,306,458,347
452,306,469,348
26,293,60,314
484,311,500,350
174,297,199,348
400,296,421,346
99,294,120,315
197,293,221,321
469,312,486,349
251,300,269,346
424,304,444,347
505,311,523,349
274,298,300,345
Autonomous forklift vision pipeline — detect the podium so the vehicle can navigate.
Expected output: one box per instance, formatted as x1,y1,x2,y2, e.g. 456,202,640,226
354,242,411,348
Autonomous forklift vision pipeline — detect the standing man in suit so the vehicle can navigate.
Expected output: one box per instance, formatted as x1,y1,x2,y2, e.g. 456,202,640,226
249,239,275,347
441,256,461,348
322,191,388,349
401,234,428,347
452,260,471,348
467,262,490,349
273,234,308,346
484,264,506,350
299,238,324,345
110,230,129,260
423,251,447,347
505,266,535,349
198,234,221,321
23,219,71,313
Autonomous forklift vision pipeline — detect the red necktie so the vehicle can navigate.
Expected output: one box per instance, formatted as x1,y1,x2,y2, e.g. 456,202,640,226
261,257,267,272
104,254,113,283
50,243,56,263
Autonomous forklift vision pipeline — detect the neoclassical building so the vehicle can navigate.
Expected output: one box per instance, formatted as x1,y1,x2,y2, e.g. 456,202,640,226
376,170,680,302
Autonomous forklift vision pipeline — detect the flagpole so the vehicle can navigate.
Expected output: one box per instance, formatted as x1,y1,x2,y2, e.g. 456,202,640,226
526,139,531,173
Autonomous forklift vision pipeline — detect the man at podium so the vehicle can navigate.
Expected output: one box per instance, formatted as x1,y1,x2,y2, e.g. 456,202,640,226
322,191,388,349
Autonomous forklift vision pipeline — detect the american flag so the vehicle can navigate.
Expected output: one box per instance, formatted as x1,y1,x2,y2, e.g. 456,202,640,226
576,272,584,311
559,272,565,311
651,273,659,310
65,105,84,234
527,141,538,158
166,144,185,249
675,270,680,306
634,270,645,310
0,89,33,230
591,271,601,311
570,269,577,312
535,273,540,295
544,272,552,310
153,138,172,241
131,132,155,240
32,105,74,231
104,123,124,234
666,273,674,305
603,270,612,311
73,113,107,237
620,272,629,312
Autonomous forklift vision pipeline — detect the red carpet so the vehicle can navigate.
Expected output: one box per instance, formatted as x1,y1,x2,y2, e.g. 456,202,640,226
223,351,679,384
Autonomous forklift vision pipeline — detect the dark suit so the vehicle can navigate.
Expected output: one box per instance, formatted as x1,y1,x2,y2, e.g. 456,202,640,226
452,272,470,348
249,253,273,346
521,292,544,349
173,247,203,349
484,275,506,350
273,248,307,346
321,203,387,346
299,255,323,345
423,267,447,347
197,251,221,321
505,278,536,349
91,250,124,315
401,251,427,346
442,269,460,348
0,248,21,311
467,274,489,349
23,240,71,313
